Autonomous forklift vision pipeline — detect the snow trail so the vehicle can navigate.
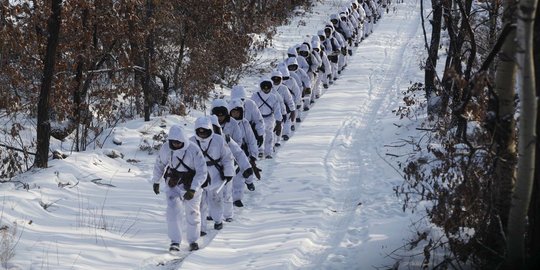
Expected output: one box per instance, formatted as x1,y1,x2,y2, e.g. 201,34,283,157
180,1,425,269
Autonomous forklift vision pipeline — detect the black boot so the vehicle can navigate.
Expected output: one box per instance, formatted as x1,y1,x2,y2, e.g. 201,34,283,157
169,243,180,252
214,222,223,230
189,242,199,251
234,200,244,207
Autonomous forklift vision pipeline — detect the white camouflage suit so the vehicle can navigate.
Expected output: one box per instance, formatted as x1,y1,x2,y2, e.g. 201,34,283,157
278,63,302,132
319,28,340,82
227,99,259,205
152,125,208,246
311,38,332,98
230,86,266,155
251,79,283,158
270,70,295,143
285,57,311,112
208,114,251,220
190,116,235,231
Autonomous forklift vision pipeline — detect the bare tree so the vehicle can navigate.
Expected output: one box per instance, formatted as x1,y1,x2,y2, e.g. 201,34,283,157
506,0,539,267
530,2,540,267
422,0,442,113
489,0,517,243
35,0,63,168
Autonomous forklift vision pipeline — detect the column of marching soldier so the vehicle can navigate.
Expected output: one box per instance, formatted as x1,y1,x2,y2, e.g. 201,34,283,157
151,0,391,252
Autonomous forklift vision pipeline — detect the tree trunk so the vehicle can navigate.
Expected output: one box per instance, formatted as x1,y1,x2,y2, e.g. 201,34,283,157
173,28,187,91
487,18,517,266
158,75,170,106
439,0,459,117
35,0,63,168
425,0,442,113
530,2,540,268
507,0,538,267
143,0,155,121
491,0,518,232
488,0,500,77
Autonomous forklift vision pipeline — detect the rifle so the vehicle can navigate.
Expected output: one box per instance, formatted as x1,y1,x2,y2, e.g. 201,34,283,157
214,179,228,194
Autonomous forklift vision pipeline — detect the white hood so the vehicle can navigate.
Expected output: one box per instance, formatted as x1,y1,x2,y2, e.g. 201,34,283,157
286,57,298,67
228,98,244,112
278,63,290,77
231,85,247,100
271,70,282,78
211,98,228,110
299,43,310,53
311,39,321,50
287,47,298,57
209,114,220,127
194,116,213,142
168,125,189,150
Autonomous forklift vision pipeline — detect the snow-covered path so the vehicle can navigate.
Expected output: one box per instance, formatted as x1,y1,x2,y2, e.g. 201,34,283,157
180,1,425,269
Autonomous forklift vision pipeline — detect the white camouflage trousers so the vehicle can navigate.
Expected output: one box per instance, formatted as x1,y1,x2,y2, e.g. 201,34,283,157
165,185,202,245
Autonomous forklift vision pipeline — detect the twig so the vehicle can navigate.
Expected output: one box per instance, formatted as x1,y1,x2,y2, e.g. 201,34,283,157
376,149,405,178
90,179,116,188
0,143,36,155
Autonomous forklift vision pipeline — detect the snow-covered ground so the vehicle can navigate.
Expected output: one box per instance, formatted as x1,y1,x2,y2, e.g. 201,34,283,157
0,0,429,269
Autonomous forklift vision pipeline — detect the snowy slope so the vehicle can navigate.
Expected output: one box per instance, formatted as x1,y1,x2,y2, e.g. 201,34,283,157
0,0,428,269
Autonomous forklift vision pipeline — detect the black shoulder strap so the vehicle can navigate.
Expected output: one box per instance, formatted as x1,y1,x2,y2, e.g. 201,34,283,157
170,151,188,170
175,151,194,172
196,139,222,166
196,138,213,158
196,138,225,178
257,92,274,112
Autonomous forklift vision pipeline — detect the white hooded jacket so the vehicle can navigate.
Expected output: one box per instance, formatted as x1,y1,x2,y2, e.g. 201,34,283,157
311,39,331,77
278,64,302,108
285,57,311,90
251,79,283,121
190,117,235,187
271,70,295,116
152,125,208,192
211,99,244,146
298,43,322,74
287,46,309,71
209,115,251,172
227,99,259,159
230,86,265,138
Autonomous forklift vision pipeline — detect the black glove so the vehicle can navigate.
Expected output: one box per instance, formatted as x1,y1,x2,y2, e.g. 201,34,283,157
274,121,282,136
319,65,326,73
296,104,301,109
249,158,262,180
242,168,254,178
183,189,195,200
290,111,296,121
256,135,264,147
225,176,233,182
153,183,160,195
